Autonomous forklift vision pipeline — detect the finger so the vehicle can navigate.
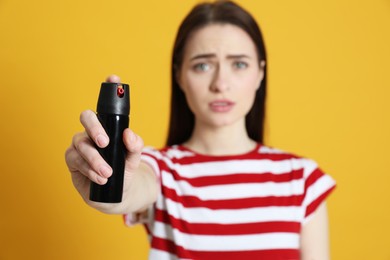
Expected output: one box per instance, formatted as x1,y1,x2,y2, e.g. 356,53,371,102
71,132,112,178
123,128,144,171
80,110,109,148
65,145,109,185
105,74,121,83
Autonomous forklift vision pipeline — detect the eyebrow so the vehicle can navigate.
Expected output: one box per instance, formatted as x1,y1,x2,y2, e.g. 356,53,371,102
190,53,251,61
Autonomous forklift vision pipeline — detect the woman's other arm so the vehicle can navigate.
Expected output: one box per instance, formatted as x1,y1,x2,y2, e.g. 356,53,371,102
301,202,331,260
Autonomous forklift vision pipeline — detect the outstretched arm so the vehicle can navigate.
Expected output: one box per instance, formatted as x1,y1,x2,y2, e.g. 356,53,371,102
65,75,159,215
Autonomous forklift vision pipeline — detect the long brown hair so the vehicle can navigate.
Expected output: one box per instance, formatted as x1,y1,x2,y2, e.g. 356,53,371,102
167,0,267,146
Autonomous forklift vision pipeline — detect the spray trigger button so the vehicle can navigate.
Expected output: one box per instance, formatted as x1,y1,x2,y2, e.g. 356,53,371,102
117,84,125,98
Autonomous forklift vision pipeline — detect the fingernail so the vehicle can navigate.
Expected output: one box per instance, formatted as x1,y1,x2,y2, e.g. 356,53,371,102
130,131,136,143
99,165,112,178
96,134,108,147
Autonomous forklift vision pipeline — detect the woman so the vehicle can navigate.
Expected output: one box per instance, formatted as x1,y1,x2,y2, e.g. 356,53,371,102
65,1,335,259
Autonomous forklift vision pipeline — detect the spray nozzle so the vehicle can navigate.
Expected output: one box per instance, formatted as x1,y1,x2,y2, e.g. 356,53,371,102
117,84,125,98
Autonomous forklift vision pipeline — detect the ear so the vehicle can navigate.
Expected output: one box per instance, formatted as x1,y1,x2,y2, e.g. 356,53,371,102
256,60,266,89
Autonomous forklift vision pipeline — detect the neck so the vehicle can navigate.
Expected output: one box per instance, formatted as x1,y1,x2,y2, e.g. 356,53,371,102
183,119,257,156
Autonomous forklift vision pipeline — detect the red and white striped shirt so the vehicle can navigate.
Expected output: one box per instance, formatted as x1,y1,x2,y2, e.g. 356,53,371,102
124,143,336,260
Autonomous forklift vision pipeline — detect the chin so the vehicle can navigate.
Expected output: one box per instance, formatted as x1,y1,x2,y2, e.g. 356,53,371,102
204,115,243,128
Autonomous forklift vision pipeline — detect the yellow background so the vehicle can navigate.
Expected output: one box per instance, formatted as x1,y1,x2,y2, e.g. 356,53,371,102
0,0,389,259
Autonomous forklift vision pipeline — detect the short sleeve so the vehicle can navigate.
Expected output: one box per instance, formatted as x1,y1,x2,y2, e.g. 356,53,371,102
123,146,162,227
140,146,163,181
302,159,336,224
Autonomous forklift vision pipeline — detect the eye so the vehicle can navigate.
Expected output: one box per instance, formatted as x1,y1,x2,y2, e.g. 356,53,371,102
193,63,210,72
233,61,248,69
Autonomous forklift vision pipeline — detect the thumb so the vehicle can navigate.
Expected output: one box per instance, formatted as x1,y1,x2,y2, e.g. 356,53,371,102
123,128,144,171
106,74,121,83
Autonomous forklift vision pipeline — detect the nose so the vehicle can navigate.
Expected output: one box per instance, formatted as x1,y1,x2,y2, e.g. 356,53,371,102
210,64,229,92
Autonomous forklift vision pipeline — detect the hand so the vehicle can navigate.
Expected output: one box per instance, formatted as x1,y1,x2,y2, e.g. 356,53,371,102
65,75,145,213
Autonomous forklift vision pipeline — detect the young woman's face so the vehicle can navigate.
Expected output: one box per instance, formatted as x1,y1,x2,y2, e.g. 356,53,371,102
178,23,265,129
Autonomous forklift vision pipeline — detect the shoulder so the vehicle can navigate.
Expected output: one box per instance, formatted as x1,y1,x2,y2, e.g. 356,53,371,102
256,144,324,177
142,145,195,159
260,144,336,218
257,144,315,163
141,145,199,167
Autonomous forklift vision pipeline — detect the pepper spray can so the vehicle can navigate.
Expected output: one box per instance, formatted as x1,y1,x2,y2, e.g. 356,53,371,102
89,82,130,203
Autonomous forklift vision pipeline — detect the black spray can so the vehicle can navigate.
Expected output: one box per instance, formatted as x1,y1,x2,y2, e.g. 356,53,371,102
89,82,130,203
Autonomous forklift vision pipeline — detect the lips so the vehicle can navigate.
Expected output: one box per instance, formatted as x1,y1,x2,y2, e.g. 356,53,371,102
209,99,235,112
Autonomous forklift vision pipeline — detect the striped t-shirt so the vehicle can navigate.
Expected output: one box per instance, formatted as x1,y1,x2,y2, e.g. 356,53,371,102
124,143,336,260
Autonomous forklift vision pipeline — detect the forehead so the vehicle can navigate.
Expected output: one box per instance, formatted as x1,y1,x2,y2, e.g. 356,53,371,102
184,23,257,57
